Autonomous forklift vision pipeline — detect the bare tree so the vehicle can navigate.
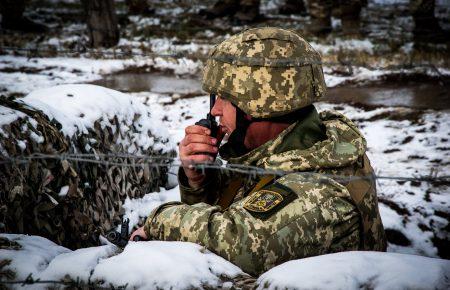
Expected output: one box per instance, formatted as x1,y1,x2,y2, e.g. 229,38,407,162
81,0,119,48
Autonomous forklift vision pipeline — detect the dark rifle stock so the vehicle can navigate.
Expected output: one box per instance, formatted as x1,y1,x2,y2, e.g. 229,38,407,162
106,218,142,248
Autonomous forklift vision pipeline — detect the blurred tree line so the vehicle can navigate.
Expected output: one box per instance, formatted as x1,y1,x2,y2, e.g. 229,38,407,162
0,0,152,47
0,0,448,48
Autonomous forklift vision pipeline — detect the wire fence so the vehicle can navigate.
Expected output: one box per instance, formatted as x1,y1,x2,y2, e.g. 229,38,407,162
0,153,448,184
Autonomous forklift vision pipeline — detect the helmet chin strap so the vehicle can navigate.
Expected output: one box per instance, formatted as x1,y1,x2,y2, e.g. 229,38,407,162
220,104,316,158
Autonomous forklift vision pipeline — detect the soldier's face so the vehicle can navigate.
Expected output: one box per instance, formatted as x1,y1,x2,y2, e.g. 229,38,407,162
211,97,236,136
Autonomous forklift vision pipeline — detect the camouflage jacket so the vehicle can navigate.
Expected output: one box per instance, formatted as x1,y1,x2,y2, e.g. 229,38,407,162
144,109,386,276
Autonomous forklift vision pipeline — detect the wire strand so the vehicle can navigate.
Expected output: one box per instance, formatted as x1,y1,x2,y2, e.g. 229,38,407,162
0,153,448,183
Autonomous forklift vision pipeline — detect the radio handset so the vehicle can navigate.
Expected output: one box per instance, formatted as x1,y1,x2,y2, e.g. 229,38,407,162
195,93,219,139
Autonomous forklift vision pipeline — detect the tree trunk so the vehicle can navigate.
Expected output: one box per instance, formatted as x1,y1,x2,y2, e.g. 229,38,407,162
81,0,119,48
0,0,26,27
126,0,152,15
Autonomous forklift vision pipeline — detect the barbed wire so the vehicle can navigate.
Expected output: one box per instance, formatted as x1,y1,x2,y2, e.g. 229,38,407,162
0,153,448,184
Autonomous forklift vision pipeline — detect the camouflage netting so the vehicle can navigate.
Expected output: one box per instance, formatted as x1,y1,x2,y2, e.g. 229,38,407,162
0,84,176,249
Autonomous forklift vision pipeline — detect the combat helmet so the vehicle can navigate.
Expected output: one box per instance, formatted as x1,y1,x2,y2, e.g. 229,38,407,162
202,27,326,119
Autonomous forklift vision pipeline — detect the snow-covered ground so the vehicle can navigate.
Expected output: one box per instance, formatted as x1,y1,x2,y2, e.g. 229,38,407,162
1,87,449,289
1,1,449,288
1,46,449,288
0,233,245,289
2,233,449,289
0,55,202,96
315,102,449,258
257,251,450,290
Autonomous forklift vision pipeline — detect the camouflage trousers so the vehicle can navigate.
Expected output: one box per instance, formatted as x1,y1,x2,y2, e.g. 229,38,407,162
307,0,364,20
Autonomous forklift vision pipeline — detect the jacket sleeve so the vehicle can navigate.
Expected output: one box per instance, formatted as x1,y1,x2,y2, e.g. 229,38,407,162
178,166,224,205
144,173,360,276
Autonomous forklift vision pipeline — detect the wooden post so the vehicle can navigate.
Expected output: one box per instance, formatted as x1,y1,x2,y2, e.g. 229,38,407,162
81,0,119,48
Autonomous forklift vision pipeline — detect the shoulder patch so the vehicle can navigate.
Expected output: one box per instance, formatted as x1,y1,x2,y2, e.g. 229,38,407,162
243,182,297,220
244,189,283,212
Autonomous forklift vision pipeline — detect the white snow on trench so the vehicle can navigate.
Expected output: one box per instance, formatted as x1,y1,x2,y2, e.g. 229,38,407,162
257,251,450,290
2,233,449,289
0,234,243,289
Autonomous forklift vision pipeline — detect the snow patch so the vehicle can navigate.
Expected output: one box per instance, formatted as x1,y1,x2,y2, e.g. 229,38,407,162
37,245,117,283
20,84,174,153
257,251,450,290
0,234,70,281
91,241,243,289
123,186,181,230
58,185,69,197
311,38,375,55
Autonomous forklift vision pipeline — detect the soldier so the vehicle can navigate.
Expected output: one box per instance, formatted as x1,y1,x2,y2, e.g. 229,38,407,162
306,0,364,35
131,27,386,276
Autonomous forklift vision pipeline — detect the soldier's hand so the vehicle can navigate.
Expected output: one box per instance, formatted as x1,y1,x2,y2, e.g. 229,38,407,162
179,125,219,189
129,226,147,241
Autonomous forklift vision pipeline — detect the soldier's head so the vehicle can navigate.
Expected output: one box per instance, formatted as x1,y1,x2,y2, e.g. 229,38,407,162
204,27,326,153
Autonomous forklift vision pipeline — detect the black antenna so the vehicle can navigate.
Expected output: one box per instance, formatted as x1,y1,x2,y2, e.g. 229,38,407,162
208,93,216,121
195,93,219,139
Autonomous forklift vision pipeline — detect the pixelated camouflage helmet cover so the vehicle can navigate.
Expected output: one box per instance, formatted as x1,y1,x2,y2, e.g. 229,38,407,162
202,27,327,118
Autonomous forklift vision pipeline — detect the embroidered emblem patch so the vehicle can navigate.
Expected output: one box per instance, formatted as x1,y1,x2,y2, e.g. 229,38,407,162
243,190,284,213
